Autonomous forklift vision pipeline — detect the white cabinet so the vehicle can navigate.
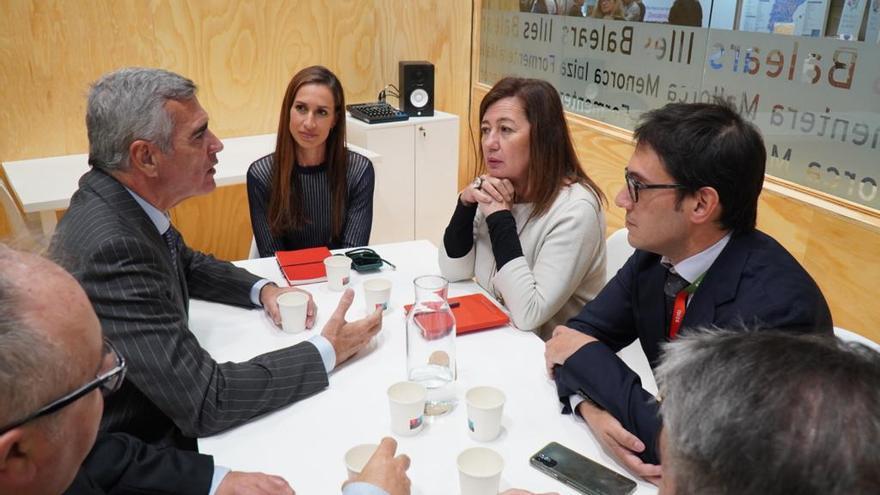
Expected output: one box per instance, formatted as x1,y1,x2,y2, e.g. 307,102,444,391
346,111,459,247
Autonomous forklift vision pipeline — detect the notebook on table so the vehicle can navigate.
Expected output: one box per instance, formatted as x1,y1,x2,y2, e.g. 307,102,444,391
404,293,510,335
275,246,331,285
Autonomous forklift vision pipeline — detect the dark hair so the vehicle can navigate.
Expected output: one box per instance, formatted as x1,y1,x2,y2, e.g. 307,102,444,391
657,330,880,494
478,77,605,220
633,100,765,233
268,66,347,242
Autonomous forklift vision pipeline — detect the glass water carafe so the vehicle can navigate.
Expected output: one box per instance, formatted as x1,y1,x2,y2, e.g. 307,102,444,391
406,275,457,415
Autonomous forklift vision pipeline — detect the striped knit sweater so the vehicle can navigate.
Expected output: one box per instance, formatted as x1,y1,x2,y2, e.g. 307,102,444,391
246,149,374,257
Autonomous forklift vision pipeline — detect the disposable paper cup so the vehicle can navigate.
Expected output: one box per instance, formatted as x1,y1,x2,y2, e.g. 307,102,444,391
457,447,504,495
387,381,426,436
324,256,352,291
344,443,378,480
364,278,392,314
277,291,309,333
465,386,506,442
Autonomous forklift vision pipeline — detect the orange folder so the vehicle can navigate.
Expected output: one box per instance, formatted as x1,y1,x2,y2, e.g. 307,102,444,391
275,246,332,285
404,293,510,335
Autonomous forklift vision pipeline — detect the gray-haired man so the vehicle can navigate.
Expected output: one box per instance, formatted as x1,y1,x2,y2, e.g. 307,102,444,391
49,67,382,451
655,330,880,494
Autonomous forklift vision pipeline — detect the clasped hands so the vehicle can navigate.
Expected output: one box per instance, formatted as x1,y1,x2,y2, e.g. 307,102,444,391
460,174,515,216
260,284,382,366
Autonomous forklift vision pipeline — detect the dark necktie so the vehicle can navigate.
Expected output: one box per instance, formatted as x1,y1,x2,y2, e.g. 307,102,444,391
664,270,690,333
162,227,180,275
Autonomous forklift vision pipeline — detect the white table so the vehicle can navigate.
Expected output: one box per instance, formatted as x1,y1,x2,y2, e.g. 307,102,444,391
1,134,380,235
191,240,658,495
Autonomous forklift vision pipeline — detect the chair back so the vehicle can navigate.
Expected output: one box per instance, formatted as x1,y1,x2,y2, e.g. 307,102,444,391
605,227,635,283
834,327,880,351
0,179,29,238
248,237,260,259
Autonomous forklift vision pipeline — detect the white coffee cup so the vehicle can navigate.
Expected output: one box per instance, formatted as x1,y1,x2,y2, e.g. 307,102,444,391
363,278,392,314
324,256,352,292
457,447,504,495
387,381,426,436
465,386,506,442
344,443,378,480
276,291,309,333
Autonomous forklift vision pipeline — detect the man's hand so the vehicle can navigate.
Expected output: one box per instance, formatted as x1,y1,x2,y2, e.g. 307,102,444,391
216,471,295,495
345,437,411,495
544,326,597,378
578,401,662,485
260,283,316,329
322,288,382,365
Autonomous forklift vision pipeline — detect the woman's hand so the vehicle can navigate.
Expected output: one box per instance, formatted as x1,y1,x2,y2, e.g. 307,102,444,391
477,176,515,216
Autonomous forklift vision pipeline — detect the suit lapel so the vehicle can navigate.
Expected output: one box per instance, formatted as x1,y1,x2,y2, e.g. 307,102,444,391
635,254,669,366
81,169,188,309
681,233,749,331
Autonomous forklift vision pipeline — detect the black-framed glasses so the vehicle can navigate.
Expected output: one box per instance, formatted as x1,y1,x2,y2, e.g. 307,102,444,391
624,168,687,203
0,339,126,435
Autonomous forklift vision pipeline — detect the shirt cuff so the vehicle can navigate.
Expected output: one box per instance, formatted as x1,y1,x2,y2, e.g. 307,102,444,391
209,465,230,495
569,394,586,418
308,335,337,372
343,482,390,495
250,279,274,307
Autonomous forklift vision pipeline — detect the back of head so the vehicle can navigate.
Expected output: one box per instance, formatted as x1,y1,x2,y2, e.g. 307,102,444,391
479,76,604,217
634,101,766,233
656,330,880,495
87,67,196,172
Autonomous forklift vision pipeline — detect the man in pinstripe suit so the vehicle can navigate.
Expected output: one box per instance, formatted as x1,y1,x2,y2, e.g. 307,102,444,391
49,67,383,456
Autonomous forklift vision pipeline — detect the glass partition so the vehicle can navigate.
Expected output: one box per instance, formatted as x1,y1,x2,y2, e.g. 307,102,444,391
482,0,880,211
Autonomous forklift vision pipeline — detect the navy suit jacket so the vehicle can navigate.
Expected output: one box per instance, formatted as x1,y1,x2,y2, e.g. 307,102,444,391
64,433,212,494
555,230,833,464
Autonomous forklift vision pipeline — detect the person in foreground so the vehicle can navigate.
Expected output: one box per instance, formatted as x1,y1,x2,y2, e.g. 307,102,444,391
0,245,408,495
656,330,880,494
248,65,374,257
49,67,382,451
440,77,607,339
544,100,833,482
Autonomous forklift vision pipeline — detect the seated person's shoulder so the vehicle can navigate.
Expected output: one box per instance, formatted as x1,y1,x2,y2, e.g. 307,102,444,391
347,148,374,173
247,153,275,180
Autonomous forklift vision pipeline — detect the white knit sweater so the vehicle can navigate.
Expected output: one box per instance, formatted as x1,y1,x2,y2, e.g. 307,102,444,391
439,183,606,339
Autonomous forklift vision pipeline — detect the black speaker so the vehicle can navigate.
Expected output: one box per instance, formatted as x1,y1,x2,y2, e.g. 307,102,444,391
399,61,434,117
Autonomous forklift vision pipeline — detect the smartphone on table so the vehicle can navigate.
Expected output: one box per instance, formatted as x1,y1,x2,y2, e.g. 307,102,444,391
530,442,638,495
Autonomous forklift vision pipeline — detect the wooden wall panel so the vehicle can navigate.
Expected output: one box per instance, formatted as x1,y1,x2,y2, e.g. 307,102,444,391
468,84,880,341
1,0,474,258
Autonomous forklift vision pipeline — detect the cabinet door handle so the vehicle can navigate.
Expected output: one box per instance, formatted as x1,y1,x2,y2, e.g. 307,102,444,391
418,126,426,137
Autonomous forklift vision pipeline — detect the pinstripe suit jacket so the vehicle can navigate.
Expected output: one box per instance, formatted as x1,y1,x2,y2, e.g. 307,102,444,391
50,169,329,450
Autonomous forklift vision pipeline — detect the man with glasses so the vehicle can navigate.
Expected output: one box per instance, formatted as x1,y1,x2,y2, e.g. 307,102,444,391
48,67,383,453
544,101,832,483
0,245,410,495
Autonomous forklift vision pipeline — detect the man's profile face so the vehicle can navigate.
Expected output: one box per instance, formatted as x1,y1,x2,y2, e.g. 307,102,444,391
151,97,224,208
614,144,690,258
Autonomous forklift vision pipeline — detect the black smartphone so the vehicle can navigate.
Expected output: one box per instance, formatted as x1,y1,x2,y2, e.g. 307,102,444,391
530,442,638,495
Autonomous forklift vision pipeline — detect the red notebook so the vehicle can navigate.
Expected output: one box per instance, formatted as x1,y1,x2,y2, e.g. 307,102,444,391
275,246,331,285
404,293,510,335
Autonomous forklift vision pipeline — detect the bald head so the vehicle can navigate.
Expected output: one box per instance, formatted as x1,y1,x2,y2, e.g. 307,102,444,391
0,244,105,495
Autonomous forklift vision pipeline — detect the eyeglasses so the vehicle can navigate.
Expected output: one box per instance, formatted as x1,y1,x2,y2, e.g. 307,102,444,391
624,168,687,203
0,339,126,434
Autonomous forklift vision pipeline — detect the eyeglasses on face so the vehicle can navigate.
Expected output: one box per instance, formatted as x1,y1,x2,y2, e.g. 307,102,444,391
624,167,687,203
0,338,126,435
